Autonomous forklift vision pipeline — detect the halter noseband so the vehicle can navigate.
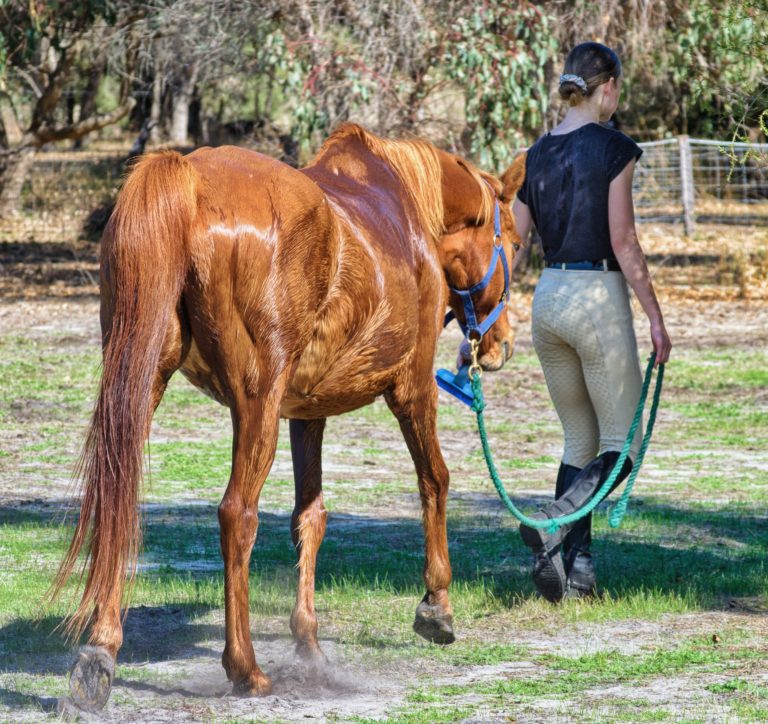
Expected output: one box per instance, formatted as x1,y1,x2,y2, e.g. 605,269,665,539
443,198,510,341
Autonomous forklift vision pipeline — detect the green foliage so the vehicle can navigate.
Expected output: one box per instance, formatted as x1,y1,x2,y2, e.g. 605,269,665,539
443,1,557,168
670,1,766,134
3,1,767,165
0,0,117,77
268,2,559,167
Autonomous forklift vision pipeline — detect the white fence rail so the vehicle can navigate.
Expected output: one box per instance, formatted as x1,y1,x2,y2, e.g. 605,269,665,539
635,137,768,232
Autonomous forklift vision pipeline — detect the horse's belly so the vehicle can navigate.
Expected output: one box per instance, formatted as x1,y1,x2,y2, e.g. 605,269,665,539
281,356,403,419
280,389,380,419
282,285,417,417
179,340,229,406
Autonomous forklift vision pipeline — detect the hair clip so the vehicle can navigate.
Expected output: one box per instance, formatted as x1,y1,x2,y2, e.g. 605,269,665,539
559,74,588,94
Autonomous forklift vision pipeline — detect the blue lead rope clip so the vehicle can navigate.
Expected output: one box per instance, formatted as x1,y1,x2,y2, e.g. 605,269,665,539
435,363,475,407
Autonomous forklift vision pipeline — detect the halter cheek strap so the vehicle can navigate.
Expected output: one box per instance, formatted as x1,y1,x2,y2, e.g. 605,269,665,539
444,199,510,340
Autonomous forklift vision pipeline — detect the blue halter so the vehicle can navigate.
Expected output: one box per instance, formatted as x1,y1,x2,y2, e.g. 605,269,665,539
443,199,510,340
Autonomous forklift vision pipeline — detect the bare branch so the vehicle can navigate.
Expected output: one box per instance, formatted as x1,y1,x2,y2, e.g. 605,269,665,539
11,68,43,99
33,98,137,145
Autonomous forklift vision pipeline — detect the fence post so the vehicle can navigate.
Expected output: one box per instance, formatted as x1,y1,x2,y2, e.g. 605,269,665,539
678,135,695,235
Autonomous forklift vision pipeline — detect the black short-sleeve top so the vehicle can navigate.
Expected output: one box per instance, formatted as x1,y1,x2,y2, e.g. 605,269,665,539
516,123,642,263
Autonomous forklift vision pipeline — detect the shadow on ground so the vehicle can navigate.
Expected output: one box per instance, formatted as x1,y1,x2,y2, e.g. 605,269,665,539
0,495,765,712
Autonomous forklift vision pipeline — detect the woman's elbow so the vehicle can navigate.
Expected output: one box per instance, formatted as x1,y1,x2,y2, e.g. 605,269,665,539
512,201,532,242
610,225,639,256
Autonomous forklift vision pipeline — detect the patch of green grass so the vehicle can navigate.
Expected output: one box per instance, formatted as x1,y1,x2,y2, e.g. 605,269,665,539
2,494,765,637
0,672,68,706
350,706,476,723
551,588,699,625
148,440,233,496
437,642,529,666
706,677,768,718
707,677,768,697
662,400,768,447
406,636,761,715
540,637,758,681
670,350,768,392
500,454,558,470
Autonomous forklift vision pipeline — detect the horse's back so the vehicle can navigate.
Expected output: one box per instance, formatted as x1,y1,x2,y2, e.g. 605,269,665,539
187,145,326,229
176,143,439,418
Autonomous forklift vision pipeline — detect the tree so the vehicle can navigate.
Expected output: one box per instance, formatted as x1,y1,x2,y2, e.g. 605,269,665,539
542,0,768,141
140,0,260,146
0,1,140,217
442,1,557,168
260,1,556,169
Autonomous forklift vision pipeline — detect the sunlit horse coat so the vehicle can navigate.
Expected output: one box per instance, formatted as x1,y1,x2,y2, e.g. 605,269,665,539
53,123,525,711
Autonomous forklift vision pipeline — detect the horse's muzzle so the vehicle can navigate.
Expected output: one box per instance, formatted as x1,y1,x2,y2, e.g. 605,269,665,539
479,340,513,372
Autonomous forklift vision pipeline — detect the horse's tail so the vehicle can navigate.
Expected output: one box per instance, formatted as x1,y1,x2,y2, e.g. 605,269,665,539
51,151,198,638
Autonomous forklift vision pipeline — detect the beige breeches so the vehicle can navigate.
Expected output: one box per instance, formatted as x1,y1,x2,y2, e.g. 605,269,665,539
532,268,643,468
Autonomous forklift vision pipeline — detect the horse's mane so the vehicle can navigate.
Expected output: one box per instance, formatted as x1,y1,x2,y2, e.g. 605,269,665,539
313,123,494,241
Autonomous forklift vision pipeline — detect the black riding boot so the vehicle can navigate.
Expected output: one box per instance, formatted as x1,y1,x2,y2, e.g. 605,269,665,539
527,463,579,603
555,462,581,500
521,452,632,602
564,522,596,598
558,465,595,599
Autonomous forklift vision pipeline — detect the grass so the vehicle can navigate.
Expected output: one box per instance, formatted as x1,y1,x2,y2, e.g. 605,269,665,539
668,349,768,392
402,635,766,720
706,678,768,720
1,309,767,721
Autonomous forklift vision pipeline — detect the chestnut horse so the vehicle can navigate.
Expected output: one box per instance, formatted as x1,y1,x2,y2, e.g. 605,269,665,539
53,123,525,711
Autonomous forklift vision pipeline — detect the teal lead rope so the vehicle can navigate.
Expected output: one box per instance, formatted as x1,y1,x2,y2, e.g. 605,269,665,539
469,354,665,533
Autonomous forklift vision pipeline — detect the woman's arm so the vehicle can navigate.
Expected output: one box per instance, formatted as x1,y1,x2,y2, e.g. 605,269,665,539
512,197,533,243
608,160,672,365
512,198,534,272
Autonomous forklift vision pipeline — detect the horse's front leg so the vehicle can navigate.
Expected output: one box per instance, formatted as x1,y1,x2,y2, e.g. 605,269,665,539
385,382,455,644
288,417,328,660
219,375,288,696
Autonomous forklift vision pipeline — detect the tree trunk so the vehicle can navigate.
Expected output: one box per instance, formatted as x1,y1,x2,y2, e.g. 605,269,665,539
0,98,24,146
0,95,134,218
170,62,200,146
189,91,203,145
0,147,36,218
73,60,106,149
150,71,164,145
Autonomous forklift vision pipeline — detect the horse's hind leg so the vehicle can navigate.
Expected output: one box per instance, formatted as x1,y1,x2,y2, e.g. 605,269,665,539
218,373,289,696
288,418,328,660
385,384,455,645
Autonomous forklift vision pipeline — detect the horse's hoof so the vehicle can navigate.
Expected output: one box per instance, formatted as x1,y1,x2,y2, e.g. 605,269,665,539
413,596,455,645
232,669,273,697
68,645,115,713
295,642,328,665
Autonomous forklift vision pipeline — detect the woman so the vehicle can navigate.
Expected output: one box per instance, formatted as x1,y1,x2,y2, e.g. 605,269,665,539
512,42,672,602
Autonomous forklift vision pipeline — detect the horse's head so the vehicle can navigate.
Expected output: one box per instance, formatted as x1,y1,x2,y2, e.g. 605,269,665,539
437,152,526,372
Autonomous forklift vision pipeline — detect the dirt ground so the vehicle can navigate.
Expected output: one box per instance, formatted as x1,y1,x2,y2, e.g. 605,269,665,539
1,218,767,722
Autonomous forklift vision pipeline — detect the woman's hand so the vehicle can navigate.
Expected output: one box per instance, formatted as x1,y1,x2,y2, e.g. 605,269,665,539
457,338,472,368
650,319,671,366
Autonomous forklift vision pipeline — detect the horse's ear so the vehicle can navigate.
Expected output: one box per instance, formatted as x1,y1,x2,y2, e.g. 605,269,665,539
500,152,527,203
